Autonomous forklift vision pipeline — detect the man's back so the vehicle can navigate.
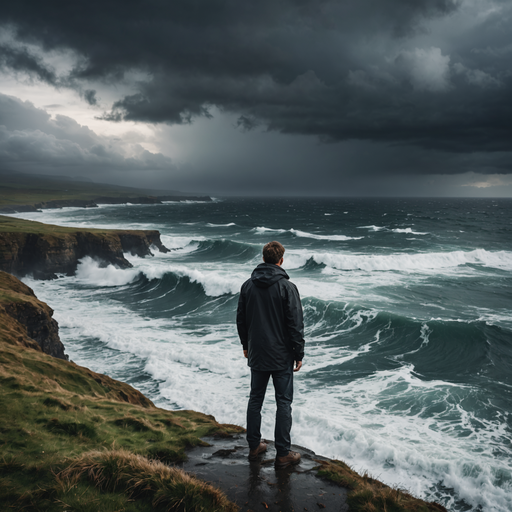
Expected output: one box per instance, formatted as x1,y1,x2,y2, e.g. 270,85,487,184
237,262,304,371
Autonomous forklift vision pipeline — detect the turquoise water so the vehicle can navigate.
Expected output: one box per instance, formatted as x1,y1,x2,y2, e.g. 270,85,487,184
15,197,512,511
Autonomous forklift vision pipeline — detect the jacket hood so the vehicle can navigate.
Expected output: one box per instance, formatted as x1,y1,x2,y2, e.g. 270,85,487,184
251,263,289,289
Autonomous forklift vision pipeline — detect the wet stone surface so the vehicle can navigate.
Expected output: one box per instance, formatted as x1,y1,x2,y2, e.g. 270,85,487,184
181,435,349,512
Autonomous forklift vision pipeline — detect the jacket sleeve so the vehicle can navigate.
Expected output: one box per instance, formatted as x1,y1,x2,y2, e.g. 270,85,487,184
236,286,248,350
283,282,305,361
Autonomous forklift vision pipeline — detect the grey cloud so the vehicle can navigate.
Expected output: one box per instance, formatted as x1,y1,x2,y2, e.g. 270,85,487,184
0,93,175,175
236,115,260,132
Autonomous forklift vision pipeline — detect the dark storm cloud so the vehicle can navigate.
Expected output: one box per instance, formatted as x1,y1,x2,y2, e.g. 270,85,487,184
1,0,511,171
0,93,174,174
0,44,58,85
83,89,98,106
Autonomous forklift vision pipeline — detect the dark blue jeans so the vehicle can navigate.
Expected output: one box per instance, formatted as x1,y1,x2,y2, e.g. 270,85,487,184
247,366,293,457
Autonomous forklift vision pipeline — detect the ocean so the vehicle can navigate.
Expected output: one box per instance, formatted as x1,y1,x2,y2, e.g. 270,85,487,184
12,197,512,511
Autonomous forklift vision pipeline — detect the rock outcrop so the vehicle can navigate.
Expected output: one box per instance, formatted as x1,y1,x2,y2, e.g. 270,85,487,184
0,215,169,279
0,270,66,359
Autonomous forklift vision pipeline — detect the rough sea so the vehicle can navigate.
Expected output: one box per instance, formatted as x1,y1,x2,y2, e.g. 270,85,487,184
12,197,512,512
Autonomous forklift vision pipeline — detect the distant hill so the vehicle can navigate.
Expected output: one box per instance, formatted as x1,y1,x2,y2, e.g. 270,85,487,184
0,169,193,208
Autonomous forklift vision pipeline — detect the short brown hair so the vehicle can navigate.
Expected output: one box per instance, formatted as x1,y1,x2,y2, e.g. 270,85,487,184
263,241,285,264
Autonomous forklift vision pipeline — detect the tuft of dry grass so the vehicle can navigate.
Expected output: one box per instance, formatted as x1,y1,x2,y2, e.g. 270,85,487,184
317,460,448,512
57,449,238,512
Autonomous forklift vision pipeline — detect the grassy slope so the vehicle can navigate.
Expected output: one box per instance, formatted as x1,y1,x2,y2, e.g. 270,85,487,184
0,273,242,512
0,215,110,235
0,214,149,236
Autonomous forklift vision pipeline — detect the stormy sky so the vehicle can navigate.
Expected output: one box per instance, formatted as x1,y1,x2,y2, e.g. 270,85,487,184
0,0,511,196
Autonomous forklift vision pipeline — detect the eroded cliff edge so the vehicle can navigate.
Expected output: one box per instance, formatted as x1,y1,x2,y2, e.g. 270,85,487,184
0,270,66,359
0,215,169,279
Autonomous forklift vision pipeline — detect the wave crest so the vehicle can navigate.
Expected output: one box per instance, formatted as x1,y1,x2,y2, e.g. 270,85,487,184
286,249,512,272
252,226,362,241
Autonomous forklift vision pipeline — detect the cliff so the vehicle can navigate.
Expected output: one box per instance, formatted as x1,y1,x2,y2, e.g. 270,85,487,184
0,215,169,279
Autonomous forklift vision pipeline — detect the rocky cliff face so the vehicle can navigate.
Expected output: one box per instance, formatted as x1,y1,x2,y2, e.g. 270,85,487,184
0,216,169,279
0,271,66,359
118,230,169,257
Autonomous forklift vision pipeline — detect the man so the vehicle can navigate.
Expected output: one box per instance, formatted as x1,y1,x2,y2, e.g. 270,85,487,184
236,241,305,468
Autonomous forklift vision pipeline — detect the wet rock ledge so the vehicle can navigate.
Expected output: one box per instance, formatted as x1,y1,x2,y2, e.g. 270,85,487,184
0,215,169,279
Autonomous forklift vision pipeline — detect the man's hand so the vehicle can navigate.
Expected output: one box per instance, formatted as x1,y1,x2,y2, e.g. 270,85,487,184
243,349,248,358
294,360,302,372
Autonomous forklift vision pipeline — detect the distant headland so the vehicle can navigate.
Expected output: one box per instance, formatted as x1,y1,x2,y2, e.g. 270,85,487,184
0,169,212,214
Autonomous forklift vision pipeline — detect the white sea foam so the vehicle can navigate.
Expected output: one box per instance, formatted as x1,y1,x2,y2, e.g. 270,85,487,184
290,229,363,241
75,257,141,287
252,226,287,234
159,264,244,296
357,225,427,235
160,234,202,251
72,252,244,297
206,222,236,227
292,365,512,512
392,227,428,235
252,226,362,241
24,274,250,425
358,225,386,231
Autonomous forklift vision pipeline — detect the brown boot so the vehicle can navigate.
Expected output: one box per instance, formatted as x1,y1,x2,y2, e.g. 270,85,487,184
248,441,268,460
275,450,301,468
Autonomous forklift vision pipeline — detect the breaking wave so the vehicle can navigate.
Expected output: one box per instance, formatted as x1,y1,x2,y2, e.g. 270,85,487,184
286,249,512,272
252,226,362,241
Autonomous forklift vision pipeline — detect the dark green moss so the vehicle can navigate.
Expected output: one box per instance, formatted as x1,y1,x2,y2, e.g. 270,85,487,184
45,419,97,439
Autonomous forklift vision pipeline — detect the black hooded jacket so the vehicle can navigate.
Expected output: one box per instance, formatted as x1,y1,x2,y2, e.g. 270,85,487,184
236,263,305,371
